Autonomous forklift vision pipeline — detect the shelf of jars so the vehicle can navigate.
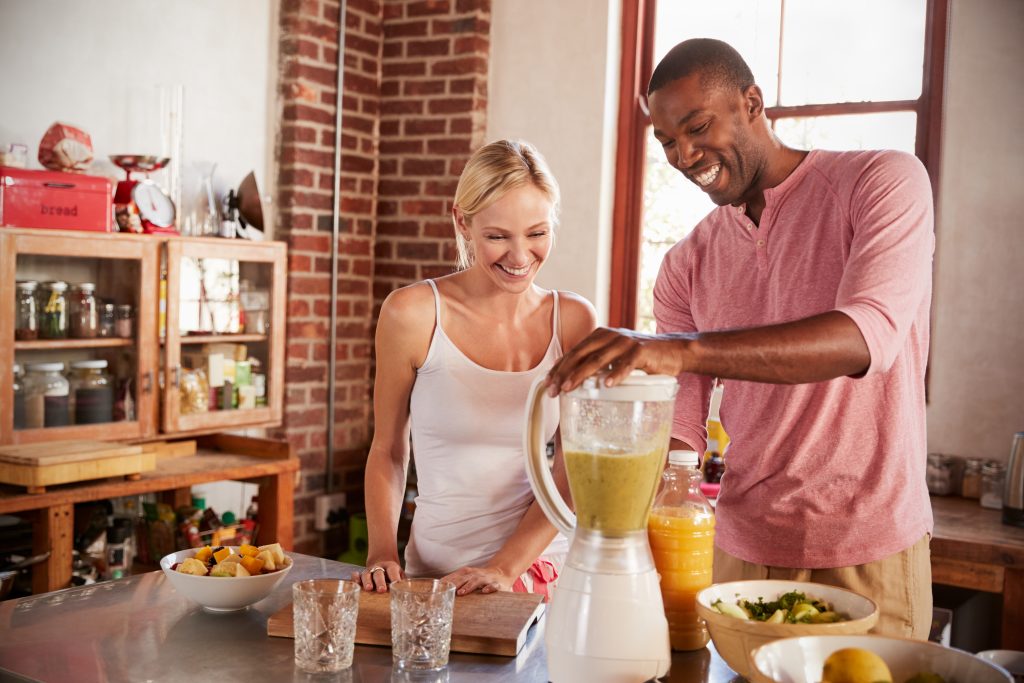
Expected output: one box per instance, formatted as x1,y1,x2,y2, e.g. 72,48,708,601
2,229,158,444
2,229,286,444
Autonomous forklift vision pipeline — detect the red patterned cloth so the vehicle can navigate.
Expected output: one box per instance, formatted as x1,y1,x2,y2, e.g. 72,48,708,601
512,558,558,602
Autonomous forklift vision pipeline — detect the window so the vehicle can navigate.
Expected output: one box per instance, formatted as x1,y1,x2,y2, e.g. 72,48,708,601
611,0,948,331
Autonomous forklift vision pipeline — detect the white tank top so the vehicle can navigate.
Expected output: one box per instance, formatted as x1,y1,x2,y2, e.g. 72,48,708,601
404,280,569,577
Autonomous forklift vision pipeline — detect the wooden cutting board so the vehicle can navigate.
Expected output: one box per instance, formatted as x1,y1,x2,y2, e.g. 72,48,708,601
0,440,143,465
268,589,545,657
0,440,154,492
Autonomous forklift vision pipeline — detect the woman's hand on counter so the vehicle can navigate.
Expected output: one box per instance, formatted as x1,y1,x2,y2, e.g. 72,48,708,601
441,565,515,596
352,559,404,593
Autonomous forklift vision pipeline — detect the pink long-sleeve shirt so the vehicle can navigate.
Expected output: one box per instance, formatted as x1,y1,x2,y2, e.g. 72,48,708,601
653,149,934,568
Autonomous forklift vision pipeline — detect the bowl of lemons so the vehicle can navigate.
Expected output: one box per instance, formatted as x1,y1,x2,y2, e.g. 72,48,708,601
695,580,879,679
749,634,1012,683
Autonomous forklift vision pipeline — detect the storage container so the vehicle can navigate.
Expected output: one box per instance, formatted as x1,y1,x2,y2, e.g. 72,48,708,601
0,166,111,231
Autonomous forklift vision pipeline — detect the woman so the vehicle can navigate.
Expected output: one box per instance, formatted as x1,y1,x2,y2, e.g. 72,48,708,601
354,139,596,598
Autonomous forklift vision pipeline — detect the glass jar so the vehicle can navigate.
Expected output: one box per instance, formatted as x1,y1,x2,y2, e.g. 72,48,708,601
926,453,954,496
70,283,99,338
68,360,114,425
24,362,70,428
961,458,983,499
15,281,39,340
13,363,26,430
981,462,1006,510
99,302,117,338
116,304,134,339
39,281,69,339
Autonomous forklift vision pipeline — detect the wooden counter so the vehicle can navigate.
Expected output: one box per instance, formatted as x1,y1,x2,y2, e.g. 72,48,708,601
930,495,1024,648
0,434,298,595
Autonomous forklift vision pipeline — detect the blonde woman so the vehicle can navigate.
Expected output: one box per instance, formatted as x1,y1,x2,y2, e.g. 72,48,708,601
354,140,596,598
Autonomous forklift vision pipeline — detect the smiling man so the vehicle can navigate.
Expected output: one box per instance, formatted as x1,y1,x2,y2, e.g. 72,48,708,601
547,38,936,638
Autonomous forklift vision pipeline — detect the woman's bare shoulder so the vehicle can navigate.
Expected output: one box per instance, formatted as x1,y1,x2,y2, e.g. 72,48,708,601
555,290,598,349
377,282,437,355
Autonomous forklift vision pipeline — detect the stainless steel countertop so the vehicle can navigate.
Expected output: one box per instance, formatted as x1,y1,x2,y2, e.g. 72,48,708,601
0,553,740,682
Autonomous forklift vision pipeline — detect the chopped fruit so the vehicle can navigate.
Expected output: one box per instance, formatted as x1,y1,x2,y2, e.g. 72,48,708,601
176,558,209,576
238,544,259,558
213,547,232,564
219,553,241,564
256,549,276,571
240,556,264,575
258,543,286,565
194,546,214,563
210,562,250,578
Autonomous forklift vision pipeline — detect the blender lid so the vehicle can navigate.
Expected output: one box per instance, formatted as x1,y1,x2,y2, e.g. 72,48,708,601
570,370,678,402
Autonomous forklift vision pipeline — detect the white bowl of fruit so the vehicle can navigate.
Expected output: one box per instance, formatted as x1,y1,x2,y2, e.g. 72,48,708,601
160,543,293,612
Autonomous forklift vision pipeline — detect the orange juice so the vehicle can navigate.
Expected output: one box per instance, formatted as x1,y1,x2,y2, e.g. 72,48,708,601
648,506,715,650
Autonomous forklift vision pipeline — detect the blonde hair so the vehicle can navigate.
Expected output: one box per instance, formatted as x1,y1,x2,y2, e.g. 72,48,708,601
452,139,560,270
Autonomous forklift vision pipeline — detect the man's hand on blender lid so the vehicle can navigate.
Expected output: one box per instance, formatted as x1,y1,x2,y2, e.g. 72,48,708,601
546,328,675,396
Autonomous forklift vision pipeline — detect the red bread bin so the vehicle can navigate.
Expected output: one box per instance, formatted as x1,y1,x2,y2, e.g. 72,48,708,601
0,166,112,232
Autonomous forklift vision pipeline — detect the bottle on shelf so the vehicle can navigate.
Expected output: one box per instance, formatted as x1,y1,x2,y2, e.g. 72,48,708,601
39,281,69,339
647,449,716,651
23,362,70,428
15,280,39,340
70,282,99,339
68,360,114,424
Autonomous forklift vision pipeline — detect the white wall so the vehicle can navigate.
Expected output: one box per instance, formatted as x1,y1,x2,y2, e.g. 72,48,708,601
487,0,622,323
0,0,275,230
927,0,1024,463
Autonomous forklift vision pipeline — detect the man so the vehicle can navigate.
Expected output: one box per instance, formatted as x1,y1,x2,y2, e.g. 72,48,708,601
547,38,934,637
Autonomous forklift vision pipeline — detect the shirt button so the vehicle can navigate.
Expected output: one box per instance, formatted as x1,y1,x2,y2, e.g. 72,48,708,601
746,225,753,231
756,239,765,247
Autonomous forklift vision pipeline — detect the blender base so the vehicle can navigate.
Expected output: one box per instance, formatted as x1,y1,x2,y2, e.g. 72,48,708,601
545,564,671,682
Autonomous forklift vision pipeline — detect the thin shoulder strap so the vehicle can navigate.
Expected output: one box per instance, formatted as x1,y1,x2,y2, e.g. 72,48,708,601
426,279,442,328
551,290,562,349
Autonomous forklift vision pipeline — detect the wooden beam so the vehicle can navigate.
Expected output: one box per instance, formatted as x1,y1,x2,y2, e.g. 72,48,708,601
32,503,73,594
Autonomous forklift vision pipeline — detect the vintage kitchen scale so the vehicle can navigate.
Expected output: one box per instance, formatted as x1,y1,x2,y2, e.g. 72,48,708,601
110,154,177,234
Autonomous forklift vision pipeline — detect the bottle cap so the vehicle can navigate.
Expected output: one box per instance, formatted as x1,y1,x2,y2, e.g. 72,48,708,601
668,449,699,467
221,511,237,525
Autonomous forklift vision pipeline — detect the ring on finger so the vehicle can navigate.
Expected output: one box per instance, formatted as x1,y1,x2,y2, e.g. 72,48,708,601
369,566,386,577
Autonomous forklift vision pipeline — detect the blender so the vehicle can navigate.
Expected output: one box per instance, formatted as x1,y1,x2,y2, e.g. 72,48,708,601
524,372,676,682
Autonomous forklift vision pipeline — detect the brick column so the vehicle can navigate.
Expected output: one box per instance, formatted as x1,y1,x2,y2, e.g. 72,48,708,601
374,0,491,314
275,0,382,553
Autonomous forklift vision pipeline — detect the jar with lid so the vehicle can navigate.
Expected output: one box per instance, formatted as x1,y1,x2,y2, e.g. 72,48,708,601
961,458,983,499
98,302,117,338
70,283,99,338
13,363,26,430
926,453,955,496
68,360,114,424
116,304,134,339
15,281,39,340
981,462,1006,510
23,363,70,428
38,281,69,339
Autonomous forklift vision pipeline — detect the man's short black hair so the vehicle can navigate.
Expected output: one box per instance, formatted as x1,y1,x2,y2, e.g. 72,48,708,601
648,38,755,97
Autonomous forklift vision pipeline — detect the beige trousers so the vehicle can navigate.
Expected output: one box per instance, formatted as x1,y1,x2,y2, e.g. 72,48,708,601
712,534,932,639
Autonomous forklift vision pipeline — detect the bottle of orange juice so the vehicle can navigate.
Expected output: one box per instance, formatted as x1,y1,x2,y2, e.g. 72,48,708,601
648,449,715,650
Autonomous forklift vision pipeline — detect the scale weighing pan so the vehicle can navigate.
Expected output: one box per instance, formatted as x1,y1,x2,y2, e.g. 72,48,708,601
109,154,171,173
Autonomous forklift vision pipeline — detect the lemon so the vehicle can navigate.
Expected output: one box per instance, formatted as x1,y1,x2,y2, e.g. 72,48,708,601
821,647,893,683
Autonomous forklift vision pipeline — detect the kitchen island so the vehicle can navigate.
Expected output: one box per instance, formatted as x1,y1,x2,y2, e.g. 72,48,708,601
0,552,739,682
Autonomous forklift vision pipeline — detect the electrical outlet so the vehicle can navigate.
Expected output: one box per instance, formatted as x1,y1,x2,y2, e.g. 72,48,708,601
315,492,347,531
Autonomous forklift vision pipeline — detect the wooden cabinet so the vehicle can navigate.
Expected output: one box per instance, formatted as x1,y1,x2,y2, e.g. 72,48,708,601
0,228,286,443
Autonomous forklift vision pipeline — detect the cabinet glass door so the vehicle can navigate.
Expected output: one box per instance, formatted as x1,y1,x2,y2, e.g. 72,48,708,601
163,238,285,434
0,230,158,443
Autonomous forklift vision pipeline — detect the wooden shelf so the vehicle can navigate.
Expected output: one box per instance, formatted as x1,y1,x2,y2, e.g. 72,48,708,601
176,334,269,345
14,338,134,351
